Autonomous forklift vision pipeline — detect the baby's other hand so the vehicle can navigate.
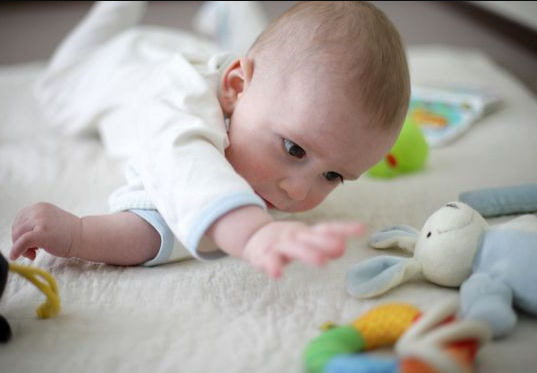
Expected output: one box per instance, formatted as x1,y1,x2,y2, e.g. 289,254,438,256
242,220,365,278
10,202,80,261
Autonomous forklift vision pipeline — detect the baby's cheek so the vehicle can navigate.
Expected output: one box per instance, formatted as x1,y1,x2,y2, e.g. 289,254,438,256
300,190,332,212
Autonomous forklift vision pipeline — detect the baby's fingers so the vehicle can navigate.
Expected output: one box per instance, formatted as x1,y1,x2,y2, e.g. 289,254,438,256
312,221,366,237
10,231,39,260
256,253,285,279
11,218,34,244
295,232,347,258
22,248,38,261
278,240,330,267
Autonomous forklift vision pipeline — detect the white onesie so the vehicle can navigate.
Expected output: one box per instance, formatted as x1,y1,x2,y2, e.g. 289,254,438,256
34,2,266,265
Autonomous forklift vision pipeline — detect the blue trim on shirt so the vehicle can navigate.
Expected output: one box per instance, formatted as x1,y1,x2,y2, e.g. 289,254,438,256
131,209,175,266
186,192,267,261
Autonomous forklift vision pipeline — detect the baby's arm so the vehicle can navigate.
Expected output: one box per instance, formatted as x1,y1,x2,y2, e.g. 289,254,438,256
10,203,363,276
10,203,159,265
207,205,365,278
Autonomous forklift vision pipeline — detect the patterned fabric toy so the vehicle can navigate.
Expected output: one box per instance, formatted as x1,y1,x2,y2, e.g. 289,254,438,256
303,299,490,373
346,201,537,338
0,252,61,342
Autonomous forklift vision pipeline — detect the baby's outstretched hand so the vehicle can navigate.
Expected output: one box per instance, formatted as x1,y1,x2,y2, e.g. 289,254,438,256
242,221,365,278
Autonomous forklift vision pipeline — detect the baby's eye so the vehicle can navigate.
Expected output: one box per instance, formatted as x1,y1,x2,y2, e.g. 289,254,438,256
323,171,344,183
283,138,306,159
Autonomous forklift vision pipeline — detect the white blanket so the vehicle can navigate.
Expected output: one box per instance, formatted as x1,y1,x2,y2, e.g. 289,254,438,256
1,46,536,373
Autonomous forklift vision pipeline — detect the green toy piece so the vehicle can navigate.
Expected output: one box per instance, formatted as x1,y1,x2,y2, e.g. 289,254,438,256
367,118,428,178
304,324,365,373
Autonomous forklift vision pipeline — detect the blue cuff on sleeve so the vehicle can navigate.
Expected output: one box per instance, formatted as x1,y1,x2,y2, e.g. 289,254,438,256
130,209,176,266
186,192,267,261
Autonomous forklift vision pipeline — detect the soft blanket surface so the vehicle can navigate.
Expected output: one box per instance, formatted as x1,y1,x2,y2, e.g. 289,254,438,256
1,47,536,372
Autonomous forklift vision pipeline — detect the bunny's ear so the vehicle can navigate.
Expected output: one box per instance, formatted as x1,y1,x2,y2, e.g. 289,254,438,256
368,225,420,253
345,256,422,298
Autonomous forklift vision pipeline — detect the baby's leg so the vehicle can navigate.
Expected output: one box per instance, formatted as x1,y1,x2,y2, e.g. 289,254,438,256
11,203,159,266
193,1,268,54
48,1,147,71
35,1,148,136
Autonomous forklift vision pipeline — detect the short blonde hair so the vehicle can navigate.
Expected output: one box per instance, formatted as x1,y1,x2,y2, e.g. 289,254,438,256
248,1,410,131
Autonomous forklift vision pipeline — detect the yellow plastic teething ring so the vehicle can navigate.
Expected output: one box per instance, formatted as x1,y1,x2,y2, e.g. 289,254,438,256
8,263,61,318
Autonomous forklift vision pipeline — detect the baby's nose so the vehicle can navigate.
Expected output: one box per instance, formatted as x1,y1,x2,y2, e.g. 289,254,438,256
279,177,310,201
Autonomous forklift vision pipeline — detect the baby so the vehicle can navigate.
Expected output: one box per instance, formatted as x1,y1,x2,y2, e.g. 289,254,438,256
10,1,410,278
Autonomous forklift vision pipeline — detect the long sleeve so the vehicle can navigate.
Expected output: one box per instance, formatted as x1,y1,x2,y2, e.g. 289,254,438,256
130,54,265,259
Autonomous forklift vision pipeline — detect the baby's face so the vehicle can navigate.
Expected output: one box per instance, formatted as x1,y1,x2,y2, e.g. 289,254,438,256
225,68,396,212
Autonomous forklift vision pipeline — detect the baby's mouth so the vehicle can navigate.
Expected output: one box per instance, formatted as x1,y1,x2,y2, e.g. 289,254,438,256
262,198,275,209
257,194,276,209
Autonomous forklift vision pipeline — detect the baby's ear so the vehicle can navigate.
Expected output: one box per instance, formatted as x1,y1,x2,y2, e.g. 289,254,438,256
345,256,422,298
368,225,419,253
219,57,253,115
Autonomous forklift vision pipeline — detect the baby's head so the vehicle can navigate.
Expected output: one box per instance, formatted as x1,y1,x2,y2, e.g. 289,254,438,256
219,1,410,212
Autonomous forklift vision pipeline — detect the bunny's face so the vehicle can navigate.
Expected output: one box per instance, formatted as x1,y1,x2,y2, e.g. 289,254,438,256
346,201,490,300
414,202,488,286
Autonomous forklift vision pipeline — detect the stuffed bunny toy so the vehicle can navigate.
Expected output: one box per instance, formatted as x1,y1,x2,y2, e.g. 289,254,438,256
346,201,537,338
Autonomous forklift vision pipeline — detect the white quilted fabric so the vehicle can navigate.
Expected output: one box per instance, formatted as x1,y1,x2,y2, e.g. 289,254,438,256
1,46,536,372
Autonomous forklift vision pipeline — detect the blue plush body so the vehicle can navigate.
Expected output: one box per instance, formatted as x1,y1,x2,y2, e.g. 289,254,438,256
461,225,537,336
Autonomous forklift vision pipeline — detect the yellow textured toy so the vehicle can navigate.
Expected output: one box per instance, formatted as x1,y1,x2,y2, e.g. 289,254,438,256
303,299,490,373
0,252,61,342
